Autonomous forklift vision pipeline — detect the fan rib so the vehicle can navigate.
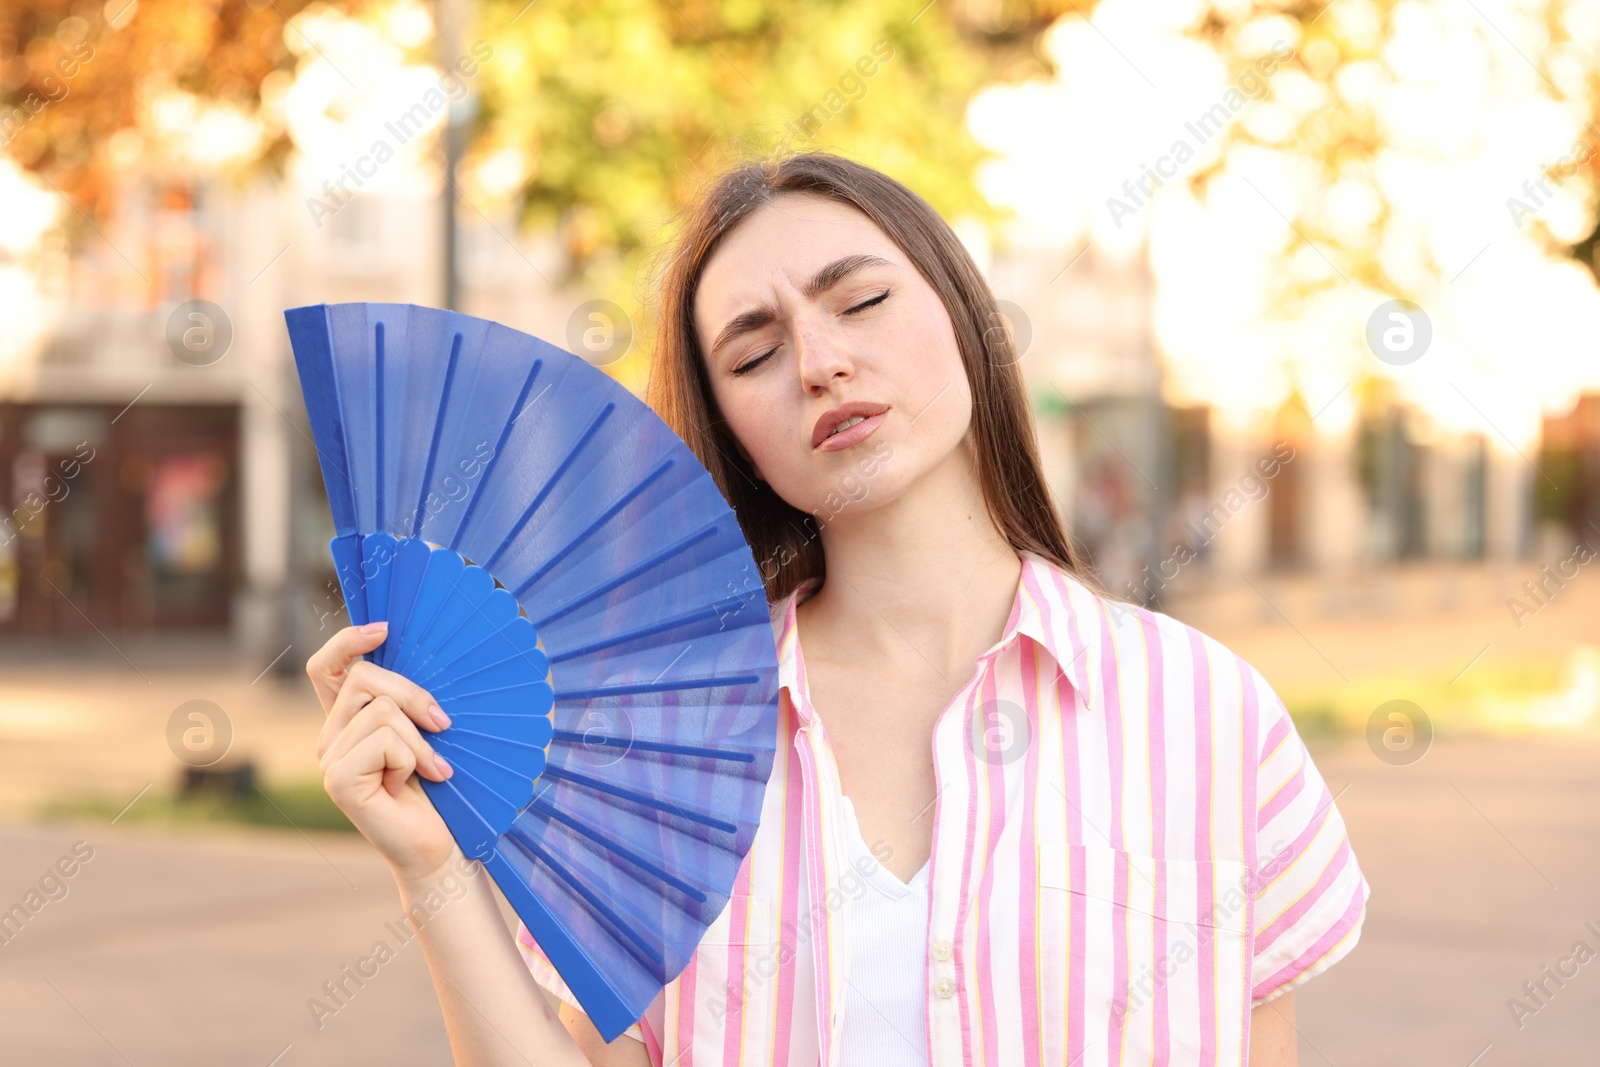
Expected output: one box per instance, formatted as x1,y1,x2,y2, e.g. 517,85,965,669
417,621,542,689
550,729,757,764
555,673,761,699
448,725,548,756
411,330,464,537
483,402,616,572
515,832,666,968
436,647,549,692
534,522,720,627
525,796,709,903
540,767,739,834
374,321,386,526
404,573,500,683
449,358,543,551
444,679,552,702
433,735,538,798
545,595,758,663
514,459,675,596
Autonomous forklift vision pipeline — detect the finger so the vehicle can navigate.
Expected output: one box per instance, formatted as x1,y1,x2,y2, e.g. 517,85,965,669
325,723,418,805
320,695,450,782
306,622,392,713
321,694,452,783
317,658,450,759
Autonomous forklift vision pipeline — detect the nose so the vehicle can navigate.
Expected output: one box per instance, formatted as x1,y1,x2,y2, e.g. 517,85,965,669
793,314,853,396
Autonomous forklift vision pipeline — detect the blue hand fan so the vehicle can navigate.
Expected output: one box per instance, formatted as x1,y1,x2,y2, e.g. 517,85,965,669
284,302,779,1042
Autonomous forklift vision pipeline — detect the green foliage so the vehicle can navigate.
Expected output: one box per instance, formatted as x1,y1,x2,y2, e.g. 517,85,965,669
1279,655,1573,738
42,777,357,832
469,0,1000,297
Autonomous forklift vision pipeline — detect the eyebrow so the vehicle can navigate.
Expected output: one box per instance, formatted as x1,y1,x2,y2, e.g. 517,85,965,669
709,253,894,361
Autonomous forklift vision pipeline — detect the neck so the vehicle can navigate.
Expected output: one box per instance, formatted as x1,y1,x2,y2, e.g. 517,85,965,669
797,438,1024,683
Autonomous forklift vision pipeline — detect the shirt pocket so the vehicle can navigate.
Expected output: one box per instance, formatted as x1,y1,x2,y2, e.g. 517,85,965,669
696,891,773,947
678,892,775,1056
1036,842,1252,1064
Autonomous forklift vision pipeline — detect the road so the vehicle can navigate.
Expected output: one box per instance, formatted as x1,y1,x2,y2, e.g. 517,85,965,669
2,726,1597,1065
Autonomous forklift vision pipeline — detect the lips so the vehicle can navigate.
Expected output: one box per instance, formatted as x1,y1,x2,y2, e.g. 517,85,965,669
812,401,890,451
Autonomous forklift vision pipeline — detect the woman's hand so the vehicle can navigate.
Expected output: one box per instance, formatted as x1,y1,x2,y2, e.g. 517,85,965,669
307,621,460,884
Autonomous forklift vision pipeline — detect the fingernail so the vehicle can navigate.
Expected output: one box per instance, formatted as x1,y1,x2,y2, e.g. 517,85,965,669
435,754,452,779
430,704,452,730
361,621,388,634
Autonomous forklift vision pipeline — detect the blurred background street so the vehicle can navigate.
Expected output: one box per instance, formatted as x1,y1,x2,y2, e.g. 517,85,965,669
3,0,1600,1061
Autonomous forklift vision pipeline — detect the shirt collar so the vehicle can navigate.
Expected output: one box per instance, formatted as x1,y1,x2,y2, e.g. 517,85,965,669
770,549,1098,728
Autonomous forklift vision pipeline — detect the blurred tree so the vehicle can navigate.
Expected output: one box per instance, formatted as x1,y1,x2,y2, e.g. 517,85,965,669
465,0,1021,293
4,0,1071,287
1174,0,1600,307
0,0,351,223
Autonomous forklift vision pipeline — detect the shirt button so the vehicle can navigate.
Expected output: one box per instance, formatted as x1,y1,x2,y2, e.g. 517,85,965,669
933,939,952,961
935,977,955,998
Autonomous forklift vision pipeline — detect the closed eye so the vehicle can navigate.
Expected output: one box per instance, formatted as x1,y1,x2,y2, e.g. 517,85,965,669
729,290,892,376
730,348,776,377
847,289,890,314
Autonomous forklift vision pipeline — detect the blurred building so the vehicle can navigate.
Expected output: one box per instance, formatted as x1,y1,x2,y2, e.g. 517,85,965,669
991,243,1565,609
0,169,584,668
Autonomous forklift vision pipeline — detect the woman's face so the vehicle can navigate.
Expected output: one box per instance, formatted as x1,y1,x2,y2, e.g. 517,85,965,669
693,193,974,521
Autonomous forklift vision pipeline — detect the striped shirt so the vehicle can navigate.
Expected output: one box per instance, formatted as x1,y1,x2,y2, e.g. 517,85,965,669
517,549,1371,1065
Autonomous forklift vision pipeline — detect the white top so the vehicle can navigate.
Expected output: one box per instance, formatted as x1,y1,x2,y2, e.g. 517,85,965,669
838,794,932,1064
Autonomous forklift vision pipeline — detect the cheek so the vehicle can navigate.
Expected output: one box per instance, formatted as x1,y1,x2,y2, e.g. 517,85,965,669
713,384,789,473
893,289,964,382
896,299,971,432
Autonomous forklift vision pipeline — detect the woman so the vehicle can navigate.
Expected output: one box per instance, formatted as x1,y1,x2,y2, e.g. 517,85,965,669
306,151,1369,1066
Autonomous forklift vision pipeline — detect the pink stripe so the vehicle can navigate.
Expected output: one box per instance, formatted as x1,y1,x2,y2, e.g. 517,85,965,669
1187,629,1217,1067
1251,878,1366,1000
1018,638,1041,1066
1272,777,1336,873
923,693,946,1062
1061,583,1089,1066
1259,712,1291,770
1237,658,1262,1058
1257,761,1306,830
1257,834,1352,949
670,669,699,1067
957,677,980,1067
1139,609,1171,1063
785,592,835,1067
675,924,697,1066
641,1012,662,1064
1098,601,1130,1064
976,663,1004,1067
770,694,803,1067
802,739,832,1066
720,856,754,1066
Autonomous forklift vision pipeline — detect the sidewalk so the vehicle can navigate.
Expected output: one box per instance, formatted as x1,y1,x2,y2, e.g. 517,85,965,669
0,821,467,1065
0,657,326,820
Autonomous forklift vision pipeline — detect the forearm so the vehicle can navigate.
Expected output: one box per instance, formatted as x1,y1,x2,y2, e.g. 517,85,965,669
394,847,590,1067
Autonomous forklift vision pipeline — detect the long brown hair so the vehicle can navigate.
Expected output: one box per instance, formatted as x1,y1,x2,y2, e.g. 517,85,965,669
645,149,1094,604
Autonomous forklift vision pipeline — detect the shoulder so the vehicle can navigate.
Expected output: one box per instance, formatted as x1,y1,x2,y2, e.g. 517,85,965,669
1037,559,1283,743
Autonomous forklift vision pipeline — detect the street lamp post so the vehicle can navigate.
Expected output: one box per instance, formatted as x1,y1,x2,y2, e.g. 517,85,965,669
438,0,467,310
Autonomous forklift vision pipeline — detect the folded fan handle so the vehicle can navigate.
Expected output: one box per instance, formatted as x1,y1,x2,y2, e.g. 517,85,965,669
329,533,380,661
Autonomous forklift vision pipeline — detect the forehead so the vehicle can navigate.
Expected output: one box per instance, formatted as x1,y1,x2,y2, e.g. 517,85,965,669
694,193,897,336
